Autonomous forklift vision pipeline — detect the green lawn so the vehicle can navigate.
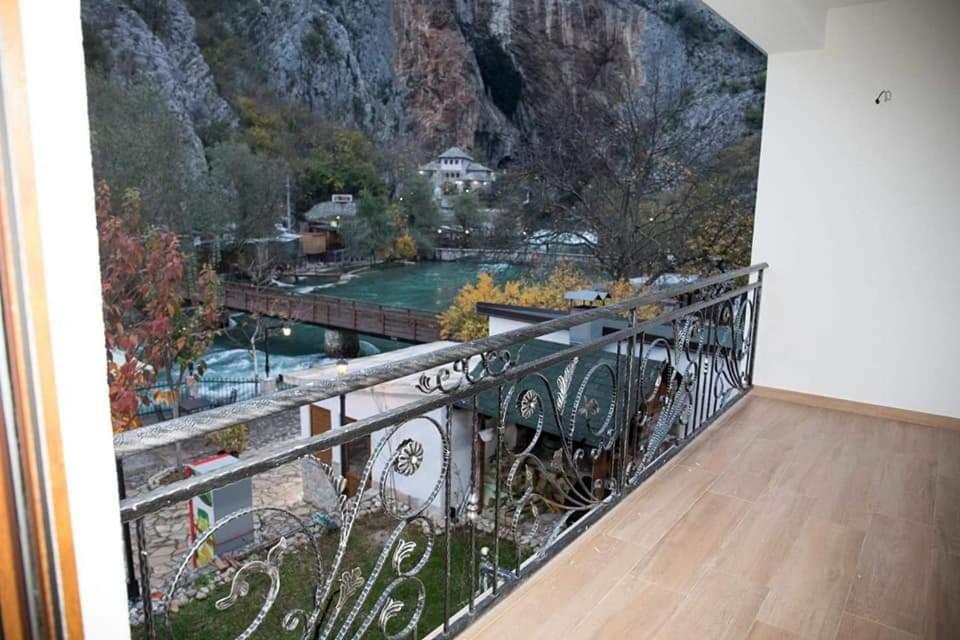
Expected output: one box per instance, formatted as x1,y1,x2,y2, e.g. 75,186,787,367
133,514,523,639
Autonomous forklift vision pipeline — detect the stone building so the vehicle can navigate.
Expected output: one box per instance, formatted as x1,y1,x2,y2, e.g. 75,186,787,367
418,147,496,201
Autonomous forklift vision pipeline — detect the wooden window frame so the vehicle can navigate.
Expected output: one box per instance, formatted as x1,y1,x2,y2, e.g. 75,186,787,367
0,0,85,636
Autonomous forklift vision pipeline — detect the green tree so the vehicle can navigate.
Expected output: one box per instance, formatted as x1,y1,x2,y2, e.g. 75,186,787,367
397,174,440,254
208,141,288,242
342,192,394,258
87,75,223,234
450,192,484,232
299,130,384,206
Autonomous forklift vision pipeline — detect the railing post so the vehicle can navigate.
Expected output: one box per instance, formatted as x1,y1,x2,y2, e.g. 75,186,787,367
619,310,638,491
135,518,155,639
115,458,140,602
492,385,503,596
468,395,479,612
442,406,452,634
747,269,764,386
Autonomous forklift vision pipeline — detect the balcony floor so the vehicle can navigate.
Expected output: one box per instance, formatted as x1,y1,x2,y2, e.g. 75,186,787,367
461,395,960,640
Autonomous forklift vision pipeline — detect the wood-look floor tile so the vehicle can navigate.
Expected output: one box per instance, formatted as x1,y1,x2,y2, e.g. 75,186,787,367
716,397,787,441
847,514,934,635
934,474,960,556
462,400,958,640
835,613,919,640
603,462,717,550
875,453,937,524
874,421,941,462
804,446,884,532
765,426,833,494
937,430,960,480
833,412,887,454
634,492,750,593
748,399,821,443
673,418,760,475
756,517,864,639
465,536,647,640
713,490,814,587
654,570,768,640
574,575,683,639
924,543,960,640
711,437,795,502
746,621,800,639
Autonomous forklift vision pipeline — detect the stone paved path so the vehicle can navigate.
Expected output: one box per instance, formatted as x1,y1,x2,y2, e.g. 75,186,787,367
122,410,315,594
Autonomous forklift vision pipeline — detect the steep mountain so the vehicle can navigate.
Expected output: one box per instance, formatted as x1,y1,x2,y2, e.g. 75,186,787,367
81,0,764,168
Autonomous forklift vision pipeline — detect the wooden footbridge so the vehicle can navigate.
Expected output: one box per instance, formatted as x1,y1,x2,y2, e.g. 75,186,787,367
220,283,443,343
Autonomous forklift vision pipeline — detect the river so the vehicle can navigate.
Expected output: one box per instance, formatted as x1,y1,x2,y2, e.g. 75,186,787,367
315,260,531,312
199,261,533,379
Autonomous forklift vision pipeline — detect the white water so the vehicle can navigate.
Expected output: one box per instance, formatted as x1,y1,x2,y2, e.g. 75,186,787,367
199,339,382,380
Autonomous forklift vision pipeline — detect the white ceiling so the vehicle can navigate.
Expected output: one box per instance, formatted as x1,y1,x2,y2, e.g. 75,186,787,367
701,0,885,53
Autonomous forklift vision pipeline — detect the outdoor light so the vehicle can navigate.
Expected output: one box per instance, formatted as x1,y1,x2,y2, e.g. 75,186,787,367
336,358,349,378
437,228,443,234
465,229,471,235
281,325,292,337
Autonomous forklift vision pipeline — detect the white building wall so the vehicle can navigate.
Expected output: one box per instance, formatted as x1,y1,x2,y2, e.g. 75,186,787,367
487,317,569,345
15,1,131,636
301,386,473,518
750,0,960,418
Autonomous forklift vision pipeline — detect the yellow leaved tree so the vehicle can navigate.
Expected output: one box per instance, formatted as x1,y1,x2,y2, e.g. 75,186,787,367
440,263,641,341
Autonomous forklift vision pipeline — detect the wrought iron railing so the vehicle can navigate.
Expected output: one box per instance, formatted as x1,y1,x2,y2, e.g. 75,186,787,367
115,263,766,639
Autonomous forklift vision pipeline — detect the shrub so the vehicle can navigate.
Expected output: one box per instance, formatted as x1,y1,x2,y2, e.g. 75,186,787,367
208,423,250,455
440,264,639,341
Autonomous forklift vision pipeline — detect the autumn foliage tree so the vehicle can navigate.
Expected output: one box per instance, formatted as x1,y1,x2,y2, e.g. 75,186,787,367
97,182,223,432
440,263,640,341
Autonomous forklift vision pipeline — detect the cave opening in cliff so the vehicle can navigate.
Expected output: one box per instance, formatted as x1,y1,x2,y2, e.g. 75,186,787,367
475,36,523,120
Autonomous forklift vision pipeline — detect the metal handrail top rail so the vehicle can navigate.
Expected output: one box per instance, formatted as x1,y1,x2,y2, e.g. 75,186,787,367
119,277,763,522
114,263,767,456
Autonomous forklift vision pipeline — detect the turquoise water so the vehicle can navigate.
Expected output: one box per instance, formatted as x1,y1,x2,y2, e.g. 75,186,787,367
315,261,531,312
200,261,532,378
202,316,407,380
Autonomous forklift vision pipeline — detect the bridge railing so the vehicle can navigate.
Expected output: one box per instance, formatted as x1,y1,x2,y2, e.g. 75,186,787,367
116,263,766,639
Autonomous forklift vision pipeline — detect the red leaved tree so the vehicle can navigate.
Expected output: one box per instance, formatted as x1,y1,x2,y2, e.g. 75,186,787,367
97,182,223,432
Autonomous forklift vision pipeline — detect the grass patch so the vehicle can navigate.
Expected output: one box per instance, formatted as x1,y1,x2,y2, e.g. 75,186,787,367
132,513,524,639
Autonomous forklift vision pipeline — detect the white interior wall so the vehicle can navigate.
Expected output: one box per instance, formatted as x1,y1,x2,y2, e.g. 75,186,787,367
750,0,960,417
16,1,131,636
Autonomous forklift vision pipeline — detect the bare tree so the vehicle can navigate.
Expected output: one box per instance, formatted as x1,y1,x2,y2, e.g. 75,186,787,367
525,61,757,281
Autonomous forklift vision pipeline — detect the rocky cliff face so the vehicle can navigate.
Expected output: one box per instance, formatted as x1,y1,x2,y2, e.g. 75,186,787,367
81,0,764,167
82,0,235,170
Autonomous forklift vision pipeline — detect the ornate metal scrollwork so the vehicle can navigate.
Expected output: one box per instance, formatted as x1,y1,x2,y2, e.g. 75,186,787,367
156,416,449,640
416,347,522,395
710,294,754,398
628,316,705,481
393,439,424,476
493,356,619,553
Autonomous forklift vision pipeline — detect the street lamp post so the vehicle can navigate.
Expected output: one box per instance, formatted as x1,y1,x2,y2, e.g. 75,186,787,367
336,358,348,425
263,323,292,379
